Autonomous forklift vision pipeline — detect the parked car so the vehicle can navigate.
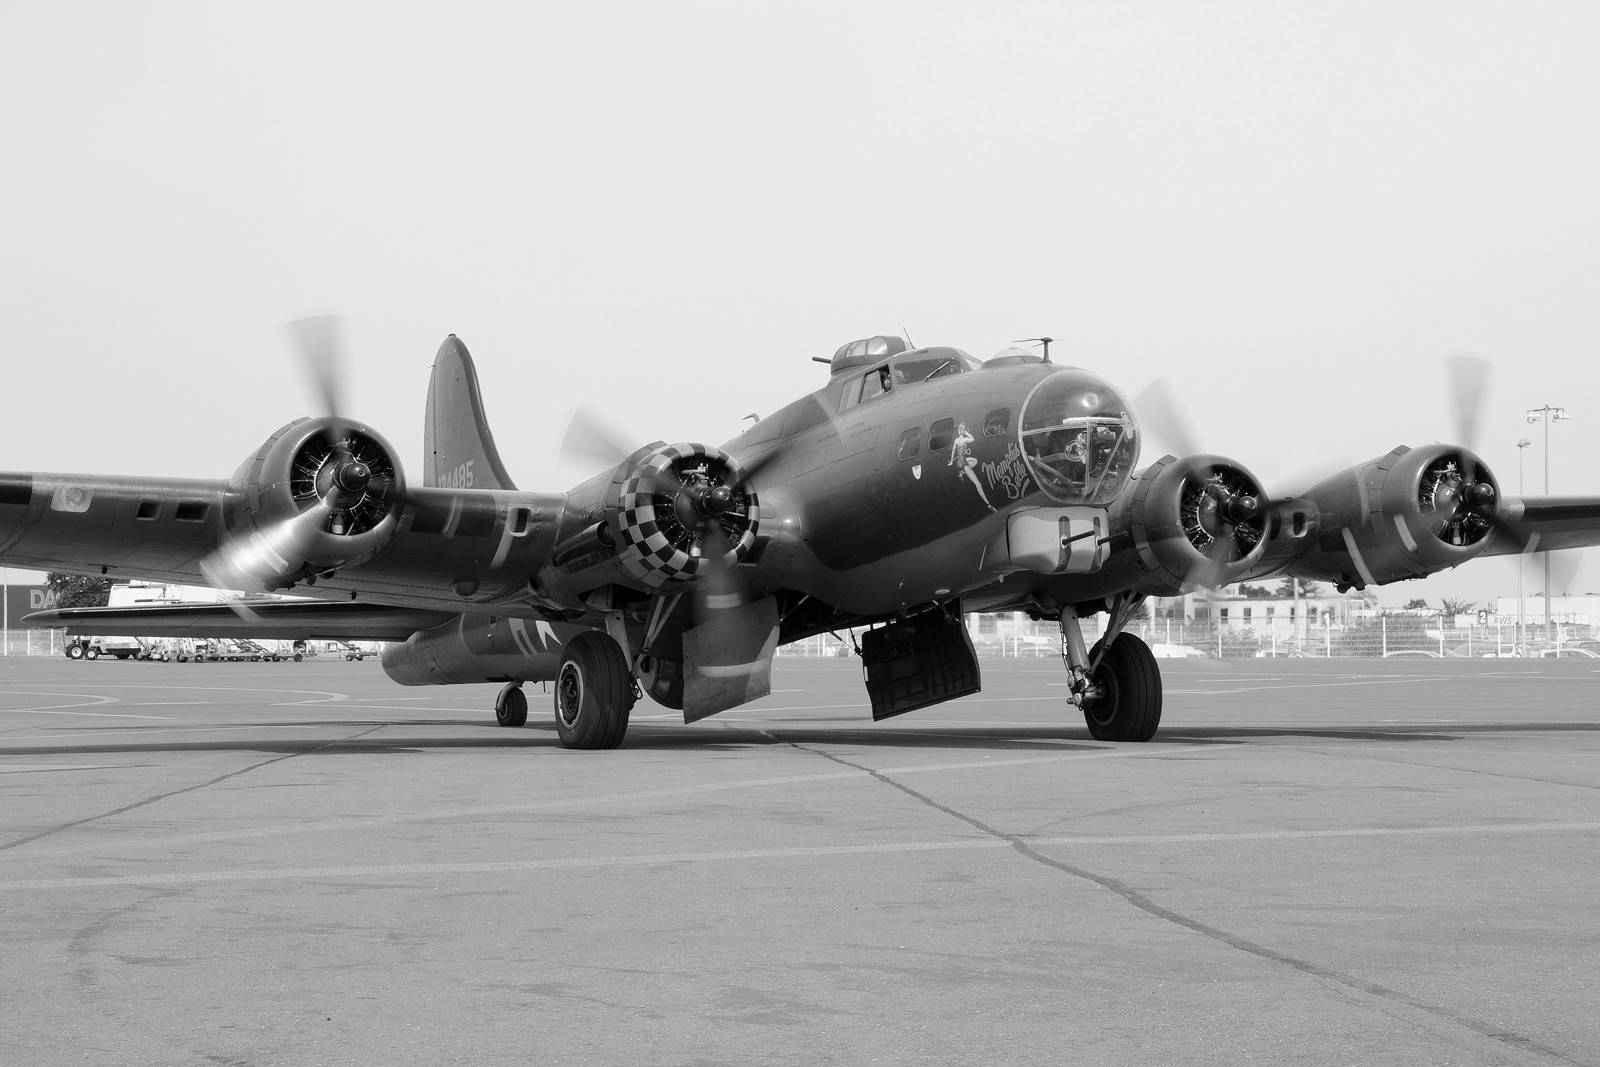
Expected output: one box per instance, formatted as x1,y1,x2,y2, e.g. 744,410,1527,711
1152,643,1212,658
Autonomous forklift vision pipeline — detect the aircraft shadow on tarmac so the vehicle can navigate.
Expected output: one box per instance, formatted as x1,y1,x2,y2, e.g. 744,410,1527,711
4,719,1599,757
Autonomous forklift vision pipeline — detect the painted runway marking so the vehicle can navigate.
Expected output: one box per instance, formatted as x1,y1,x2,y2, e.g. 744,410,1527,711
7,683,352,705
1166,676,1434,696
9,819,1599,892
0,764,108,774
7,709,176,721
132,701,215,706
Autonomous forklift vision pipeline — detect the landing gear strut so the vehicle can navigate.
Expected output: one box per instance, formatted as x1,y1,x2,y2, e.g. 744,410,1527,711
494,682,528,727
1059,594,1163,742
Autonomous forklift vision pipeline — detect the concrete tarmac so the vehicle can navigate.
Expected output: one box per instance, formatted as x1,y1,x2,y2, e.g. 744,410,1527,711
2,653,1598,1066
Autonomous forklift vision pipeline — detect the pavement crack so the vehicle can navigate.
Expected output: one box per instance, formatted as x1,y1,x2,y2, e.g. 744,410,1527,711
0,725,387,853
793,742,1591,1067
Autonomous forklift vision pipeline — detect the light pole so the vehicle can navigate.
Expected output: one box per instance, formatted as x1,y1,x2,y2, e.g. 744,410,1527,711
1526,405,1572,643
1516,437,1531,654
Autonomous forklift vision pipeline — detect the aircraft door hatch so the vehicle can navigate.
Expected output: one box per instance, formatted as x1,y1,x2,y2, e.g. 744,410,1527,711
861,607,981,721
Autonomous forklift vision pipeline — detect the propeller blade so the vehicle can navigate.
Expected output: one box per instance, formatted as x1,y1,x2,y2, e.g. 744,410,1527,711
1485,509,1530,552
1443,353,1491,453
1265,451,1356,502
1132,378,1201,458
286,315,347,419
733,445,781,488
200,503,332,592
1547,548,1584,597
560,405,638,469
366,474,419,510
691,520,749,654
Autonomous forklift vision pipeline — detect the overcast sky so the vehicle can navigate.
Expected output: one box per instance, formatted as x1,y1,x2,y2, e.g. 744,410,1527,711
3,2,1597,606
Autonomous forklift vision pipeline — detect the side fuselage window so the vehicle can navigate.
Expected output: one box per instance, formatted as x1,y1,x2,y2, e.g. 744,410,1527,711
983,408,1010,437
860,365,892,403
897,428,921,460
927,418,955,454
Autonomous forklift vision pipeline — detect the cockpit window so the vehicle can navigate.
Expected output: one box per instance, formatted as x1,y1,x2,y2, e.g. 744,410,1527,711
860,365,892,403
887,347,976,387
1018,370,1139,505
892,356,963,384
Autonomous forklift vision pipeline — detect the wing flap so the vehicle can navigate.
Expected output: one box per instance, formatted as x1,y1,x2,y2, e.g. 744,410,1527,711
24,600,457,640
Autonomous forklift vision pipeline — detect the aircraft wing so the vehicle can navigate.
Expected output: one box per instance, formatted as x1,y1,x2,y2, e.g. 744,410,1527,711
1485,496,1600,555
24,600,457,640
0,470,568,614
0,472,229,586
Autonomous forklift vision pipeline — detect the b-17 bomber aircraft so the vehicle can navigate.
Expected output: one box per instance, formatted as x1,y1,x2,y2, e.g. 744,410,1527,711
11,322,1600,748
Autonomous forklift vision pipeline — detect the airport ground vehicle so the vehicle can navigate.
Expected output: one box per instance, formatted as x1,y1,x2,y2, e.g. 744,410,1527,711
63,636,142,660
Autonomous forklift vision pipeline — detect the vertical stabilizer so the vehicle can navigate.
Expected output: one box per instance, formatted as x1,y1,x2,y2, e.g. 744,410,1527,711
424,335,517,491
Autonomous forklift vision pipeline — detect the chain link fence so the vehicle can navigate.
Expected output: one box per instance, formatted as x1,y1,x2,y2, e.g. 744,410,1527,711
776,614,1596,660
0,629,67,657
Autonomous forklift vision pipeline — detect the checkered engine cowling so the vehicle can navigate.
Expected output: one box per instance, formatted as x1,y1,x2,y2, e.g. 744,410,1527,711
610,443,760,590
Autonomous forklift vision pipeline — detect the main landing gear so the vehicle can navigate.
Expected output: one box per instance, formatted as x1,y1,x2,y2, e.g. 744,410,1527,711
553,631,636,750
1059,597,1163,742
487,633,637,749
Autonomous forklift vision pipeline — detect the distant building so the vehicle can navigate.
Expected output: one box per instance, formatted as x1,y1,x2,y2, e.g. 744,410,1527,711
1491,595,1600,626
1175,589,1365,631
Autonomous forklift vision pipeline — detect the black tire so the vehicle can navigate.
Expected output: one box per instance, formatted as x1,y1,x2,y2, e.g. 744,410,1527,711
66,643,85,660
85,647,101,661
293,653,303,662
1082,632,1163,742
637,654,684,710
553,631,635,749
495,685,529,727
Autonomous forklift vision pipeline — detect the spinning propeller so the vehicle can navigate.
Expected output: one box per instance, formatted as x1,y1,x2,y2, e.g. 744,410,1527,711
201,316,411,593
558,406,777,639
1131,379,1268,590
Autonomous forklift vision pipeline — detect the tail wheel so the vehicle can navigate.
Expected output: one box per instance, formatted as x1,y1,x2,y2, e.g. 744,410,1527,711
554,631,636,749
1082,633,1163,742
495,683,529,728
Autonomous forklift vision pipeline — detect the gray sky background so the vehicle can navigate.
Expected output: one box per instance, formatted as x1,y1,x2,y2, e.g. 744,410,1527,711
3,2,1597,607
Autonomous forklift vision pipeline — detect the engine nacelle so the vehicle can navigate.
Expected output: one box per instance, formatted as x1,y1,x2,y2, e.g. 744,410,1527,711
606,442,761,591
382,613,581,685
1103,454,1270,595
1288,444,1499,589
213,417,406,590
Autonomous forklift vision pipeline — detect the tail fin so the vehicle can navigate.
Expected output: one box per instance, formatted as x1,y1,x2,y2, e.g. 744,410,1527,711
424,335,517,491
